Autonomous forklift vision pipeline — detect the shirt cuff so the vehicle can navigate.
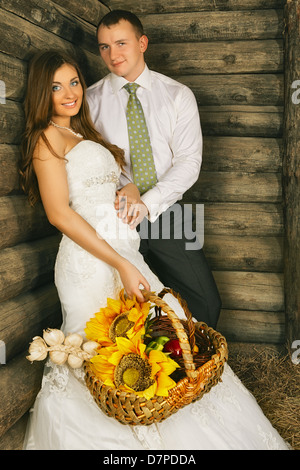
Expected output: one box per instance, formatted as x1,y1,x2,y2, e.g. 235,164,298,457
141,189,162,223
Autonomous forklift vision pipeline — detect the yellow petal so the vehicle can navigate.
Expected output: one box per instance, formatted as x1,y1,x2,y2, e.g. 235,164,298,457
103,377,116,388
156,372,176,396
107,298,122,314
159,357,179,375
108,350,123,366
138,340,146,357
115,336,136,355
150,362,161,377
127,307,139,322
134,382,158,400
148,349,167,364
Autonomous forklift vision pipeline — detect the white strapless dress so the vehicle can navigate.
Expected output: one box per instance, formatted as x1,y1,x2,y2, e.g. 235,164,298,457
23,141,289,450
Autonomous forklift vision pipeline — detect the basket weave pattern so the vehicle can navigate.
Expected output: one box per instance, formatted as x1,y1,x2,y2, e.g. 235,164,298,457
84,289,228,425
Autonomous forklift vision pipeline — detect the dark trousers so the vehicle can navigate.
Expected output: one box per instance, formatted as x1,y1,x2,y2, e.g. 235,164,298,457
138,204,221,328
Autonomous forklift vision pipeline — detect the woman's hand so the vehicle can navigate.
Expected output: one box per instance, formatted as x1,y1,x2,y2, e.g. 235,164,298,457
115,183,149,229
117,258,150,302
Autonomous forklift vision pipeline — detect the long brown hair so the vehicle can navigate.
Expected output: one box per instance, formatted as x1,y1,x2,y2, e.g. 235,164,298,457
20,49,125,206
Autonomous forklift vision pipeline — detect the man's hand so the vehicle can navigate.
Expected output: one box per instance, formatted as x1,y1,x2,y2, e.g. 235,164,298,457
114,183,149,229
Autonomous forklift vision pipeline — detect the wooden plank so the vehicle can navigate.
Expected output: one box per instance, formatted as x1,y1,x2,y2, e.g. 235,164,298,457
0,235,60,303
0,195,56,250
142,10,284,43
0,284,61,362
217,309,285,343
0,145,20,196
177,74,284,106
201,137,282,173
104,0,285,14
283,0,300,348
2,56,282,107
1,0,98,54
52,0,109,26
202,203,283,236
3,101,283,145
204,235,283,272
0,352,44,437
200,105,283,137
0,100,24,145
0,52,27,102
213,270,284,312
0,8,106,86
146,40,284,75
185,171,282,203
0,412,28,450
0,140,283,201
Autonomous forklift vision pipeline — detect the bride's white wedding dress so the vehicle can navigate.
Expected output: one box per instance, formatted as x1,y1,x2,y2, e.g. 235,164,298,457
23,141,288,450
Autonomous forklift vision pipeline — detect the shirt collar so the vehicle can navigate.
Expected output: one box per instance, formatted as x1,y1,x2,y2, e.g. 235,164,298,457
109,64,152,94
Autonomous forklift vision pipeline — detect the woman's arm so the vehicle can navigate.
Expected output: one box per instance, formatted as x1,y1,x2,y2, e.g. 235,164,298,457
33,132,150,301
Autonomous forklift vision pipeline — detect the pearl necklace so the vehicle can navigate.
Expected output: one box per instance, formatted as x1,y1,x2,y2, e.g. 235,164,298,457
50,120,83,138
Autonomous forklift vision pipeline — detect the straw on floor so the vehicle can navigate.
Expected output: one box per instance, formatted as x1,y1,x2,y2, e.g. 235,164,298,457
228,343,300,450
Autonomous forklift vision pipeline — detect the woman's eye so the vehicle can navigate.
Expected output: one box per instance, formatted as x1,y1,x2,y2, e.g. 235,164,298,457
52,85,61,92
71,80,79,87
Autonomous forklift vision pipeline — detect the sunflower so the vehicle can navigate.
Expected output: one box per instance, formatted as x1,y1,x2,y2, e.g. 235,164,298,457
84,290,151,346
89,335,179,400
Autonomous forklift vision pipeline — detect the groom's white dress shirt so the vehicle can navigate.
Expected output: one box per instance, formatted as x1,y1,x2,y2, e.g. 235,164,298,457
86,65,202,222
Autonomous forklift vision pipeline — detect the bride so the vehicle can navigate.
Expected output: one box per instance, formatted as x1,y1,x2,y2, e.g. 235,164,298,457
20,50,289,450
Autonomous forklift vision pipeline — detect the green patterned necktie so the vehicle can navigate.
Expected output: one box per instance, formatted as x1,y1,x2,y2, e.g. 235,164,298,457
124,83,157,194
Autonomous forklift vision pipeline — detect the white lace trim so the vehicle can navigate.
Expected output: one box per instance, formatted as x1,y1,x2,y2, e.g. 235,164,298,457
257,425,282,450
131,424,166,450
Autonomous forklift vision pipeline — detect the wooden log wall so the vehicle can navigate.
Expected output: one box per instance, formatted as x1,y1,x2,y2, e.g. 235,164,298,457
0,0,109,450
283,0,300,349
0,0,289,450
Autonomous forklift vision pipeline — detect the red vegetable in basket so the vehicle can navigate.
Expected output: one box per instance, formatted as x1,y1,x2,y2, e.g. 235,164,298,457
163,339,182,358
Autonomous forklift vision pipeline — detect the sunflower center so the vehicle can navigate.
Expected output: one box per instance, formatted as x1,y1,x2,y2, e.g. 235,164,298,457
114,353,154,392
115,317,131,336
122,368,140,388
109,313,134,342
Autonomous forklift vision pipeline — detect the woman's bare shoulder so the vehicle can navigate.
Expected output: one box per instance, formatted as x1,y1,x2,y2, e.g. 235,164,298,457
34,126,66,161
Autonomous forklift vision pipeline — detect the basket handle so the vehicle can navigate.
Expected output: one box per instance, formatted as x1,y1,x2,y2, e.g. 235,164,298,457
142,289,198,379
157,288,196,351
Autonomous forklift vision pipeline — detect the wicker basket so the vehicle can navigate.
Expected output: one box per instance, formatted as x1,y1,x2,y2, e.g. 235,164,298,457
84,289,228,425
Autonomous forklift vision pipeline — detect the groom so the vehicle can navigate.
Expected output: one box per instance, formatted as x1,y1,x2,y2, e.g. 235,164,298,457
87,9,221,328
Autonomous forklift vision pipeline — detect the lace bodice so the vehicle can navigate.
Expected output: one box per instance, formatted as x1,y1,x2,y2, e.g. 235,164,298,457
65,140,119,215
61,140,140,248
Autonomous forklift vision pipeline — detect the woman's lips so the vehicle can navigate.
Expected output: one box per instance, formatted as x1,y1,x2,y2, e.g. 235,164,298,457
62,100,77,108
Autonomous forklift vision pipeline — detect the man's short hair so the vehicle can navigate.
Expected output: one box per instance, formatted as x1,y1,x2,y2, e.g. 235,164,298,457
97,10,145,38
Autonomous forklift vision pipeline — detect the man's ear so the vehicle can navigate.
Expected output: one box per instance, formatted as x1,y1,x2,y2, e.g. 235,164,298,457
139,35,149,53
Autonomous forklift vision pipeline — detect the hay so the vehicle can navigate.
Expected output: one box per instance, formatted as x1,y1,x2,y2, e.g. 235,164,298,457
228,343,300,450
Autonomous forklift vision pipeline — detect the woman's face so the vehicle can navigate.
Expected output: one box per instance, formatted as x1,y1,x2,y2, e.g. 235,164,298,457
51,63,83,121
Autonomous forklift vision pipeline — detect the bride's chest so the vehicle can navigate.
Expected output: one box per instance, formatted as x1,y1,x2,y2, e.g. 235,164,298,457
65,141,120,190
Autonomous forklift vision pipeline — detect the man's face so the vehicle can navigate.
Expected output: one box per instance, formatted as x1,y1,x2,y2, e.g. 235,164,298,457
97,19,148,82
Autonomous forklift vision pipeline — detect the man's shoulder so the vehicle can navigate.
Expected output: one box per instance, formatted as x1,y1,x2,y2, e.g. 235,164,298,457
149,69,194,100
150,69,183,87
86,74,111,97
